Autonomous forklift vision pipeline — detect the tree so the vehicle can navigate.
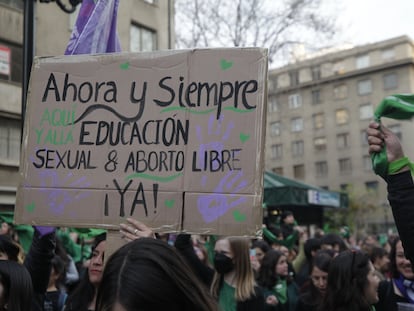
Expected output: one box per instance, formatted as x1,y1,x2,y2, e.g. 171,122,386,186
174,0,340,65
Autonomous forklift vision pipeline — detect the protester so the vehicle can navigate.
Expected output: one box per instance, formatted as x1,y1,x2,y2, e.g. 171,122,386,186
211,236,265,310
320,233,348,255
24,226,57,311
44,255,68,311
63,232,106,311
319,250,379,311
295,238,321,289
95,237,217,311
258,249,299,311
280,211,296,240
367,121,414,265
175,234,265,310
370,246,390,281
295,250,333,311
375,237,414,311
252,240,270,266
0,260,33,311
0,234,21,262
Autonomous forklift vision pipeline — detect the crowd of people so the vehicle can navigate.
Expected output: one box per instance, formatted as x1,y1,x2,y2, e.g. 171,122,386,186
0,122,413,311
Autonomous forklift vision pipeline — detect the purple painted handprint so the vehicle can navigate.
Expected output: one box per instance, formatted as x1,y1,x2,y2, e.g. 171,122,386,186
197,170,247,223
196,114,234,179
39,171,91,216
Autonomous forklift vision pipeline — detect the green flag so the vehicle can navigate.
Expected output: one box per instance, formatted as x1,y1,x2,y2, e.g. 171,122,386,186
372,94,414,177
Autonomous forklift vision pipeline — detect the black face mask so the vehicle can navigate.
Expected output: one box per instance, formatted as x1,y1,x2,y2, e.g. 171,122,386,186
214,253,234,274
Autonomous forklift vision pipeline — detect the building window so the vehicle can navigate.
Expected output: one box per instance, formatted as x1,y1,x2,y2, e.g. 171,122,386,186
268,77,278,91
268,96,278,113
361,130,368,146
289,70,299,86
288,94,302,109
389,124,402,140
382,48,395,61
0,0,23,9
336,109,349,125
339,158,352,174
292,140,304,157
359,104,373,120
340,183,350,192
383,73,398,90
358,79,372,95
315,161,328,177
333,84,348,99
313,113,324,129
0,41,22,83
356,54,370,69
333,60,345,75
0,117,20,164
291,117,303,132
270,122,281,136
363,155,372,171
311,89,321,105
271,144,283,159
130,23,157,52
365,181,379,193
272,167,283,175
311,66,321,80
293,164,305,179
337,133,350,149
314,137,327,151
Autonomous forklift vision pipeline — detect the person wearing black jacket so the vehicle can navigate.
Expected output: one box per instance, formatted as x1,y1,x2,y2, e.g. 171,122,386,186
23,226,56,311
367,121,414,264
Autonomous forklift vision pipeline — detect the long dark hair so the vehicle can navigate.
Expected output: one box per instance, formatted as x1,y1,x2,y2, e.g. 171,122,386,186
0,260,33,311
319,250,372,311
0,235,20,262
300,250,332,305
389,236,404,279
96,238,217,311
257,249,285,289
64,232,106,311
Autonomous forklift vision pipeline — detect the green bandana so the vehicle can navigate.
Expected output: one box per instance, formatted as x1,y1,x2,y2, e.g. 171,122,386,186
372,94,414,177
273,279,287,305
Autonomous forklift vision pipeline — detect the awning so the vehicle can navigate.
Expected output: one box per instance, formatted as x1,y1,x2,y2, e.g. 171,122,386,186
263,171,348,209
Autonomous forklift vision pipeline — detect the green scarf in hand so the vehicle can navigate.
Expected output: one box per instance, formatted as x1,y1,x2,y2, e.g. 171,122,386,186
372,94,414,177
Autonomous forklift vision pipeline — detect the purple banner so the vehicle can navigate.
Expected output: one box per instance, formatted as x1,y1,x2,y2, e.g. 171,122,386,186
65,0,121,55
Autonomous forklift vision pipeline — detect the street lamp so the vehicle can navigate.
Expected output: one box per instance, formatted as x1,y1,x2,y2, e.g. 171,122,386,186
22,0,82,141
38,0,82,13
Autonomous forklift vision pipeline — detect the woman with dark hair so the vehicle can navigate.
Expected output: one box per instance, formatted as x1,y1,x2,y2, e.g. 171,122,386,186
95,237,217,311
0,260,33,311
375,237,414,311
251,239,270,273
64,232,106,311
0,234,21,262
295,250,333,311
319,250,379,311
258,249,299,311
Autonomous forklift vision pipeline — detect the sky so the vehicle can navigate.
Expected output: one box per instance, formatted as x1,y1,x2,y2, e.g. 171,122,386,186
336,0,414,46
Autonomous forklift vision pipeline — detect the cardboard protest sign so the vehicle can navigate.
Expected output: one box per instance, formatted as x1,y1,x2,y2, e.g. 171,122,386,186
15,48,268,236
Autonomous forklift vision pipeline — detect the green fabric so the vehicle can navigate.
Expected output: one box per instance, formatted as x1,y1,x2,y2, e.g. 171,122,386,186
372,94,414,177
219,281,236,311
0,212,14,225
388,156,414,174
204,235,217,266
273,279,287,304
262,227,298,249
